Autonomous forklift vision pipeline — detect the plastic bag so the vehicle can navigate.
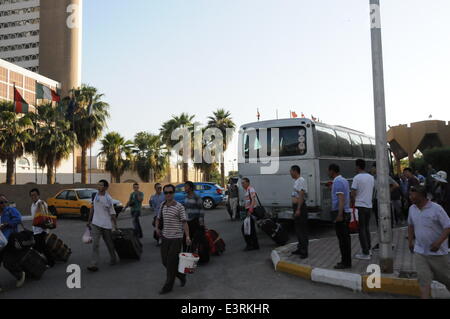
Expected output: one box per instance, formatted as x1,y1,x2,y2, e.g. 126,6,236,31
82,227,93,244
243,216,252,236
0,231,8,251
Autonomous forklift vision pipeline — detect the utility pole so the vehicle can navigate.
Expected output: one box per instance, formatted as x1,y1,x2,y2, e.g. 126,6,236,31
369,0,393,273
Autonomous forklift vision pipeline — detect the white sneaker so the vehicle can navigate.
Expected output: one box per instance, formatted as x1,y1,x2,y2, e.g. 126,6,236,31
16,272,26,288
355,254,371,261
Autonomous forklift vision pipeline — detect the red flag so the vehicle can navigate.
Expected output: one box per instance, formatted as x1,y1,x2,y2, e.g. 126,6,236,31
291,111,298,118
257,109,261,121
301,113,305,118
14,87,29,114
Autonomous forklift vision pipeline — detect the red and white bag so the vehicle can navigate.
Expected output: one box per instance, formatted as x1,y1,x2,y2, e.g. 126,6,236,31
349,207,359,234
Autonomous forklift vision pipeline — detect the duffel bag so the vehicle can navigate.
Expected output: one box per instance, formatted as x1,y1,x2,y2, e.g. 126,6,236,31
45,233,72,263
9,224,35,251
19,248,47,279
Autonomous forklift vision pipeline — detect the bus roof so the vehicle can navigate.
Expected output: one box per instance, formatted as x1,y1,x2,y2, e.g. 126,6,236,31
240,118,373,138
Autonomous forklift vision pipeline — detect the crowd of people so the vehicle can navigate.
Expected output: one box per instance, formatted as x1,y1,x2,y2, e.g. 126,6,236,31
1,161,449,298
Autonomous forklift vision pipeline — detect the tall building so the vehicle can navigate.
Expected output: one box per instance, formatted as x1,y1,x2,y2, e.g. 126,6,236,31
0,0,82,95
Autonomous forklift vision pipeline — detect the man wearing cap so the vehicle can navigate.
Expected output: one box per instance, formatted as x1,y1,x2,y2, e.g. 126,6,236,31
431,171,450,252
408,185,450,299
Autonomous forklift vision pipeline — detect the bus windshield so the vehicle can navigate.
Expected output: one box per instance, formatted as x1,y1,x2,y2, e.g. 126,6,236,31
243,126,307,159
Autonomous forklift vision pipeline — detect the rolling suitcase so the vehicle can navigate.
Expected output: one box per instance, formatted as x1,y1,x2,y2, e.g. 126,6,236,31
19,248,47,279
45,233,72,263
112,229,142,260
259,219,289,246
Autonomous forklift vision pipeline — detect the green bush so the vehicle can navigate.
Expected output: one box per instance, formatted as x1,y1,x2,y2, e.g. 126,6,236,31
411,157,427,175
423,147,450,174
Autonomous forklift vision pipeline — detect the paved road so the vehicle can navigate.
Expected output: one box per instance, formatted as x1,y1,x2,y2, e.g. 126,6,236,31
0,207,403,299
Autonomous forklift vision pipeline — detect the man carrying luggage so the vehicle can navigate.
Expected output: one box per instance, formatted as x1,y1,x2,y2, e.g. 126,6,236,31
29,189,55,268
155,184,191,295
290,165,309,259
241,178,260,251
124,183,144,239
87,180,119,272
0,194,26,291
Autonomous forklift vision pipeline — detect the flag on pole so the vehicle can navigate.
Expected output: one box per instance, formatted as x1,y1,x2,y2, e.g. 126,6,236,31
13,87,29,114
311,115,317,122
291,111,298,118
35,82,61,102
257,108,261,121
301,113,305,118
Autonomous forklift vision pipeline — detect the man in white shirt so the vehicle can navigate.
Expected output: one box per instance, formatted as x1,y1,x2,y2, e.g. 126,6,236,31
351,159,375,260
408,185,450,299
30,188,55,267
87,180,118,272
290,165,309,259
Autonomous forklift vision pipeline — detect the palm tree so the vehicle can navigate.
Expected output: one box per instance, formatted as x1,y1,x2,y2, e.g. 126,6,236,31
0,101,33,185
65,85,110,184
133,132,170,183
207,109,236,187
98,132,133,183
31,103,76,184
160,113,196,182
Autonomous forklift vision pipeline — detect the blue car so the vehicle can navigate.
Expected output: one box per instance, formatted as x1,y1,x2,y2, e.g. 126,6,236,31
174,182,225,210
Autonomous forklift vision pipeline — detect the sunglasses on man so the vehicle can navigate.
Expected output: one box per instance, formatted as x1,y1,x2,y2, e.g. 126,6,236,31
164,191,174,195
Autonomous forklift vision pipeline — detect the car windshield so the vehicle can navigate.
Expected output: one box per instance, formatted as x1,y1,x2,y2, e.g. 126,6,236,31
76,190,96,199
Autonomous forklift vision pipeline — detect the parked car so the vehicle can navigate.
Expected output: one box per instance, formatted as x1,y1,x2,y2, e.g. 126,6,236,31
47,188,123,221
174,183,224,210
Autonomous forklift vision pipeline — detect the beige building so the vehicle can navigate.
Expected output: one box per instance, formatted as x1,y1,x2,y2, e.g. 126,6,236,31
388,120,450,170
0,0,82,95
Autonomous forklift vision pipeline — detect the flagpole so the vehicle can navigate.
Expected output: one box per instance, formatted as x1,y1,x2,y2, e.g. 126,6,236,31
34,87,38,184
13,83,17,185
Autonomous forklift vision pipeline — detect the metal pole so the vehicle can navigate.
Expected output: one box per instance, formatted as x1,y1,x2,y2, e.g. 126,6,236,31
369,0,393,273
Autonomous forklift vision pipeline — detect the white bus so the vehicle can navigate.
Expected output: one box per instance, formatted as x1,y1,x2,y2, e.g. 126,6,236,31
238,118,377,222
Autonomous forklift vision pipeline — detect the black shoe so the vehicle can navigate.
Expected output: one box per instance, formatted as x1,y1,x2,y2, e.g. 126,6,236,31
159,286,173,295
87,266,99,272
334,263,352,270
178,276,187,287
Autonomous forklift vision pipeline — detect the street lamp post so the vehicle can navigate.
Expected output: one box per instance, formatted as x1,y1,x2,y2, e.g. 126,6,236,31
369,0,393,273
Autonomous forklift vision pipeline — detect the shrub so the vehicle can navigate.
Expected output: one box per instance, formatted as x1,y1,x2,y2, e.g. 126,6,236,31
423,147,450,174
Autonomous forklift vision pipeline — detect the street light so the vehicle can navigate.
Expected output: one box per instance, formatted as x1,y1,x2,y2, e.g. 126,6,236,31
370,0,394,273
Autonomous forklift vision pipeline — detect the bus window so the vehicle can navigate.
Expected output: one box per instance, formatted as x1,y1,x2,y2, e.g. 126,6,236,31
243,131,261,159
350,134,364,158
316,125,338,157
335,130,353,157
279,127,307,157
361,136,374,159
370,138,376,159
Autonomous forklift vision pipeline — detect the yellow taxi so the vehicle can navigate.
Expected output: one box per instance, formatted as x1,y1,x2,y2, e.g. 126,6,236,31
47,188,123,221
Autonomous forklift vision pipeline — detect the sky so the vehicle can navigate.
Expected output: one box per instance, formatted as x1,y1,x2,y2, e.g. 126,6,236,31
82,0,450,172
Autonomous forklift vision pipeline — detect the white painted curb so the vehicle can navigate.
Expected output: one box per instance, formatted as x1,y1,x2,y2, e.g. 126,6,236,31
271,250,281,270
431,281,450,299
311,268,362,292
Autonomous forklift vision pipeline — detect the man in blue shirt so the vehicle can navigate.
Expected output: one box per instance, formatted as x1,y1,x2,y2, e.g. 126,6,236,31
150,183,166,246
328,164,352,269
0,194,26,291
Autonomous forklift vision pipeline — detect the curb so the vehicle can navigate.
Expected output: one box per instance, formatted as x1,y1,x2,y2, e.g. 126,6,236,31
271,250,450,299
